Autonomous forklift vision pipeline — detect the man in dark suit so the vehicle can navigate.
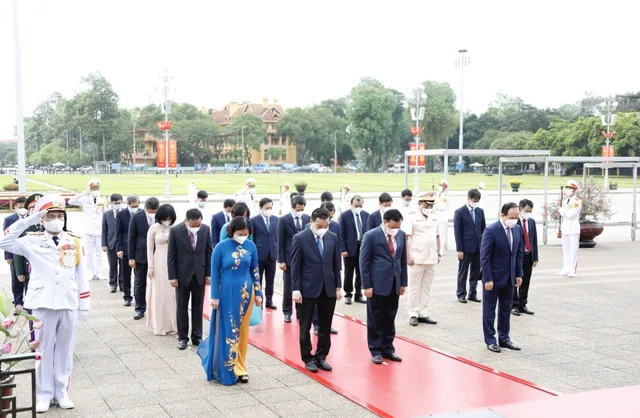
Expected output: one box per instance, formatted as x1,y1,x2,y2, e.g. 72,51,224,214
481,202,524,353
513,199,538,316
116,195,139,306
251,197,278,309
168,209,213,350
211,198,235,247
3,196,27,310
360,209,407,364
366,192,393,231
339,195,368,305
453,188,486,304
102,193,123,293
292,208,342,372
277,195,310,323
128,197,159,320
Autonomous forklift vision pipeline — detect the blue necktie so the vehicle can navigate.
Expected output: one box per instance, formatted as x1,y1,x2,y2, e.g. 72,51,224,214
266,217,270,232
471,208,476,224
316,236,323,257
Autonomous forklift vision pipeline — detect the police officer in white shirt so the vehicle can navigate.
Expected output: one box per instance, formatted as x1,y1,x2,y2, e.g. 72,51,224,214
0,194,90,413
557,180,582,277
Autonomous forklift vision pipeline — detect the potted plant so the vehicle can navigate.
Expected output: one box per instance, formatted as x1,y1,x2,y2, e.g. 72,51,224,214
295,180,308,195
509,179,521,192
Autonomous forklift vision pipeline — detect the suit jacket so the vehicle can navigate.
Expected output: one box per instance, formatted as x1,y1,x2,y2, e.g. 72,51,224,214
211,211,229,247
359,227,408,296
128,210,151,264
251,214,278,262
277,212,311,265
366,210,383,232
291,228,341,298
480,221,524,288
453,205,486,254
517,217,538,263
167,222,213,286
339,209,369,256
101,209,118,250
3,213,19,260
115,209,132,256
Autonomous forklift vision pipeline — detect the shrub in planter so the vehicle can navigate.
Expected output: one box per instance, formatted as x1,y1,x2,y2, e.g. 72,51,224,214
509,179,521,191
2,184,18,192
294,180,308,195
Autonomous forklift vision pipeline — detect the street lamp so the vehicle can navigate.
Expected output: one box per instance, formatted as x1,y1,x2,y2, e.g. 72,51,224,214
12,0,26,192
598,98,618,189
132,112,140,173
455,49,470,167
410,83,427,195
160,71,172,198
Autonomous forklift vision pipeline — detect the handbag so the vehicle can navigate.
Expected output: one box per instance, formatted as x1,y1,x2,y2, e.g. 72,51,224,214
249,305,263,326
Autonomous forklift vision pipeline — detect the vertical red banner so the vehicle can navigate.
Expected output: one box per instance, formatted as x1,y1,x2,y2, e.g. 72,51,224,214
157,140,166,168
601,145,614,158
418,143,425,166
409,143,416,166
168,140,178,168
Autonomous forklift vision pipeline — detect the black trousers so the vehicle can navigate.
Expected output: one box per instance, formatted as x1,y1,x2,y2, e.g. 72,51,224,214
298,287,336,363
513,252,534,308
366,280,399,357
457,251,481,299
134,262,148,313
343,242,362,298
121,256,133,302
483,283,513,345
282,266,298,317
259,259,276,305
176,275,205,342
9,263,25,307
107,248,121,288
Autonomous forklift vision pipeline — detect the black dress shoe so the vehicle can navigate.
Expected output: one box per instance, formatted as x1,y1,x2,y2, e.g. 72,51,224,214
133,312,144,320
192,339,201,347
265,302,277,310
284,314,292,323
305,361,318,372
110,286,117,293
344,296,352,305
458,297,468,304
382,353,402,362
372,355,383,364
315,360,332,371
409,317,418,326
178,340,188,350
419,317,438,325
467,296,482,303
520,306,534,315
124,300,132,307
354,296,367,304
487,343,501,353
330,328,338,335
499,341,521,351
511,308,521,316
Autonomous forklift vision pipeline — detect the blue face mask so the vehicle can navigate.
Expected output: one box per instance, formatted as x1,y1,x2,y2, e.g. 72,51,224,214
402,200,411,207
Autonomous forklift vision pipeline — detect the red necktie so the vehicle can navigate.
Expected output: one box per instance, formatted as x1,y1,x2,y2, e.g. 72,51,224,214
523,220,532,252
387,234,395,259
189,232,195,249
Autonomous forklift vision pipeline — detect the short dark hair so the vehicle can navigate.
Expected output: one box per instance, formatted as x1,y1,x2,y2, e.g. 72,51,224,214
379,192,393,204
519,199,534,209
145,197,160,210
401,189,412,198
155,204,177,225
320,191,333,202
351,195,363,204
127,195,140,205
311,208,330,221
501,202,519,216
259,197,273,208
15,197,27,205
223,199,236,209
467,189,481,200
289,192,299,201
226,216,252,237
383,208,403,222
321,202,335,213
186,208,203,221
232,202,250,218
110,193,122,202
291,195,306,209
197,190,208,199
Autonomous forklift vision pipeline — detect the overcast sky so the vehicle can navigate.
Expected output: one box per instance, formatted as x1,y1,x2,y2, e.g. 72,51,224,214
1,0,639,140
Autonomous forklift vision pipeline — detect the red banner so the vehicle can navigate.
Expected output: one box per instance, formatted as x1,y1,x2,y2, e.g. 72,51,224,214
157,140,178,168
409,143,425,167
601,145,614,158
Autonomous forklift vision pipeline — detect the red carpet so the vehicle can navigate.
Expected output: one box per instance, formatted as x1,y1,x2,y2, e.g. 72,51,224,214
202,288,555,417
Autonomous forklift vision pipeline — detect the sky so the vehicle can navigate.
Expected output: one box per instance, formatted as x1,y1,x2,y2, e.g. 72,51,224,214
1,0,639,140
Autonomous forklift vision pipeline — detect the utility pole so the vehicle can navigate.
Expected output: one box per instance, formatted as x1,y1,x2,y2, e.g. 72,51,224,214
79,127,84,161
455,49,470,168
160,71,172,198
241,126,245,167
12,0,26,192
410,84,427,195
334,130,338,174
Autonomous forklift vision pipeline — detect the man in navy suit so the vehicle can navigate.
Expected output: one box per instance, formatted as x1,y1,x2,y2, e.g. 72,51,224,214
360,209,407,364
211,199,235,247
453,189,486,303
116,195,139,305
366,192,393,231
291,208,342,373
513,199,538,316
277,195,310,323
251,197,278,309
481,202,524,353
102,193,123,293
339,195,368,304
3,196,27,309
128,197,159,320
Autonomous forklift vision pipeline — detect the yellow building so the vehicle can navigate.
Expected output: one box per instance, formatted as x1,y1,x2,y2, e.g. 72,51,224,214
127,129,158,167
210,99,296,165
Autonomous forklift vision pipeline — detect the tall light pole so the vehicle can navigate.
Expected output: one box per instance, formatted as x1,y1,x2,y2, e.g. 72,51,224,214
410,83,427,195
241,126,245,167
12,0,26,192
455,49,470,168
132,117,138,173
598,98,618,189
160,71,172,198
334,130,338,174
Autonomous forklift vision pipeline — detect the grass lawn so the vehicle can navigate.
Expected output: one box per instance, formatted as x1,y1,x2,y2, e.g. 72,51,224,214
0,175,55,193
22,172,634,196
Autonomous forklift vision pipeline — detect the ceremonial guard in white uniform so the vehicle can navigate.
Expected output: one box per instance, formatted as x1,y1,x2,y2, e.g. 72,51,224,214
436,179,450,254
402,192,440,326
339,184,353,214
0,194,90,413
557,180,582,277
234,178,257,213
477,181,488,210
69,178,106,280
279,183,291,215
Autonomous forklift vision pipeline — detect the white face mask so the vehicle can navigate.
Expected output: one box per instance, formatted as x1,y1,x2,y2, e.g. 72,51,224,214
234,235,248,245
112,203,122,211
294,210,304,217
262,209,272,218
469,201,479,209
505,219,518,229
248,187,256,195
314,227,328,237
522,212,531,220
564,189,574,197
91,190,100,198
187,227,200,235
16,208,27,217
352,207,362,215
380,206,390,213
129,207,139,214
402,200,411,207
421,208,433,216
197,200,206,208
44,219,64,233
162,220,172,227
386,227,399,237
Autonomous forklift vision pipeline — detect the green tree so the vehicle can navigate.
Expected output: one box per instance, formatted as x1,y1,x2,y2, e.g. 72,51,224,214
227,113,266,166
172,118,221,165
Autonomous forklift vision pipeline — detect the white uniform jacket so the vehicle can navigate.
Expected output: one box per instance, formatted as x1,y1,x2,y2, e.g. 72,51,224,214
402,209,440,265
560,196,582,235
68,192,106,236
435,192,449,223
